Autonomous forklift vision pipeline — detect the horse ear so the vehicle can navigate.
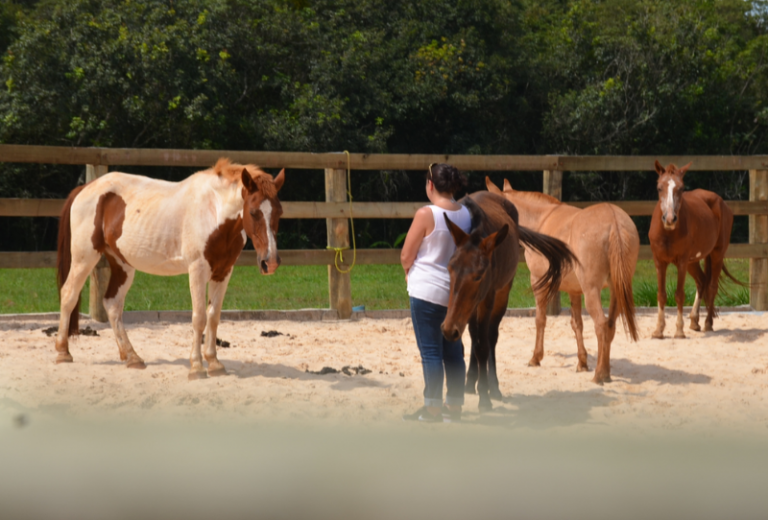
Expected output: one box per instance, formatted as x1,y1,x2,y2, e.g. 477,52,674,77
678,162,692,177
494,224,509,247
444,214,468,247
486,176,502,194
480,225,508,256
241,169,257,193
654,160,665,176
503,179,512,191
273,168,285,191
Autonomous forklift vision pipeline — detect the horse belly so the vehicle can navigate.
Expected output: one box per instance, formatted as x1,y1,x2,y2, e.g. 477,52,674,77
559,270,582,293
116,227,189,276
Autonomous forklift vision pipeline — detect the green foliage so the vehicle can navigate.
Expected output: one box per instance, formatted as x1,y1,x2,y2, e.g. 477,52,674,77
0,0,766,252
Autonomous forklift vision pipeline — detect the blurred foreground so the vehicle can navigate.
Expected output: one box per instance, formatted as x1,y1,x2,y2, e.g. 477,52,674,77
1,415,767,520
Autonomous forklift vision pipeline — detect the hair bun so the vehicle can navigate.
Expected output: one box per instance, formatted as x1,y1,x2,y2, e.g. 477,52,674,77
430,163,468,196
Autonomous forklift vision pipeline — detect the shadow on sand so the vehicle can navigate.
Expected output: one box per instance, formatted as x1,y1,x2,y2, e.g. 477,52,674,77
463,389,615,430
610,357,712,385
94,358,388,391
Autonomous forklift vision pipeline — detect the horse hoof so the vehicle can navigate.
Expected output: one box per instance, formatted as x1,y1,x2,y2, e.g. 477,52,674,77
689,323,701,332
592,374,611,385
188,371,208,381
674,332,686,339
55,354,73,364
127,361,146,370
703,324,713,332
207,367,228,378
478,401,493,412
651,331,664,339
576,364,589,373
528,359,541,367
490,391,504,401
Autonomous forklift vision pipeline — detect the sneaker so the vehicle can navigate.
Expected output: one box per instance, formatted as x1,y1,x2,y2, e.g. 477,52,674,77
442,407,462,423
402,407,442,423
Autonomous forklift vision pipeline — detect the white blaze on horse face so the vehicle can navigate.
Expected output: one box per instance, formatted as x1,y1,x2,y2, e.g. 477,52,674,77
260,199,276,259
661,179,677,226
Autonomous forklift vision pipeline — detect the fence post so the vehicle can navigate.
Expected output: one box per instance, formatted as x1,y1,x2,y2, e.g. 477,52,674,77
542,169,563,316
325,168,352,319
749,169,768,311
86,164,110,322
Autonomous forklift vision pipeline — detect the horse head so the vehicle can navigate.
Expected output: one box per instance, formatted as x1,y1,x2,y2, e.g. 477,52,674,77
441,201,509,342
241,168,285,274
654,160,691,231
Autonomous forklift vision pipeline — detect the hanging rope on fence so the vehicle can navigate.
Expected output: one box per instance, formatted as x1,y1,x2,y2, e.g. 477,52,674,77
327,150,357,274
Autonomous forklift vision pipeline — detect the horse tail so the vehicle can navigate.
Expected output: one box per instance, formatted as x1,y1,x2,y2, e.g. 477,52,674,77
57,184,87,337
608,222,639,342
720,263,749,288
517,226,578,303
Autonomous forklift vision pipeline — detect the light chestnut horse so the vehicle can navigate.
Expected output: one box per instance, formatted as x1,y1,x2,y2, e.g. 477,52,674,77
55,158,285,380
649,161,741,339
486,177,639,384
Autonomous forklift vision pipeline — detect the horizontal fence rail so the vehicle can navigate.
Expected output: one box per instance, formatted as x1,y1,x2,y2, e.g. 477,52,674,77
2,144,768,171
2,244,767,270
3,198,768,218
1,143,766,316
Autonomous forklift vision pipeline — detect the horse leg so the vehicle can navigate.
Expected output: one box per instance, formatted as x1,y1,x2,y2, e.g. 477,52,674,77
488,281,512,401
465,314,480,394
528,287,549,367
569,293,589,372
686,262,705,332
673,263,687,338
704,255,724,332
203,274,233,377
652,261,668,339
55,252,100,363
187,262,208,380
584,287,611,384
101,257,144,368
475,299,494,411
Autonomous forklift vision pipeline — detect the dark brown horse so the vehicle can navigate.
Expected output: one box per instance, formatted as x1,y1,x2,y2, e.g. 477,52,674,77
649,161,742,338
442,192,577,410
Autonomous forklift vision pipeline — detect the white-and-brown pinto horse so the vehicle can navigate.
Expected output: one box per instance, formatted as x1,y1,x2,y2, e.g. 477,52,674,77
55,158,285,379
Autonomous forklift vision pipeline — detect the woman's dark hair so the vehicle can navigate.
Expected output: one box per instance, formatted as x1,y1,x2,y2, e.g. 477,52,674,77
427,163,468,196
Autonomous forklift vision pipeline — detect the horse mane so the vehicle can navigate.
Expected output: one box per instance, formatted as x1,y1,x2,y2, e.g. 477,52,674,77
461,192,518,244
212,158,277,198
509,190,562,205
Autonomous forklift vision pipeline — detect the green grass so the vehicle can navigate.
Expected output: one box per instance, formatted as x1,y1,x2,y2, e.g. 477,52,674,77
0,259,751,314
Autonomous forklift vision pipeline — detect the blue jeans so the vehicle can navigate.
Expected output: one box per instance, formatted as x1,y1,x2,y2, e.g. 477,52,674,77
410,297,465,408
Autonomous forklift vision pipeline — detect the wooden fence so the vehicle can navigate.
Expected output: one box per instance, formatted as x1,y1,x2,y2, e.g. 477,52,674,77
1,144,767,319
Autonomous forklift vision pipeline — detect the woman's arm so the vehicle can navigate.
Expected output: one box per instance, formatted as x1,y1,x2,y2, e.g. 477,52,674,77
400,206,434,277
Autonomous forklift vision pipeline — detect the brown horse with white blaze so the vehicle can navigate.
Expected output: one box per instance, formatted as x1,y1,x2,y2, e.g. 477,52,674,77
649,160,741,338
55,158,285,379
442,192,577,410
486,177,639,384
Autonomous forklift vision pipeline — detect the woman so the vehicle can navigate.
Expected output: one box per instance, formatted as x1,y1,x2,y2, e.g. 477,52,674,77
401,163,471,423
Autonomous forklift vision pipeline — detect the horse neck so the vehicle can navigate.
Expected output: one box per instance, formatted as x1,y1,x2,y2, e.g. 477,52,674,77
200,174,244,223
503,193,554,231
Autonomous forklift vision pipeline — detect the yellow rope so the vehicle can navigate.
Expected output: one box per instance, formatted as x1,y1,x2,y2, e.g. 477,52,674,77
326,150,356,273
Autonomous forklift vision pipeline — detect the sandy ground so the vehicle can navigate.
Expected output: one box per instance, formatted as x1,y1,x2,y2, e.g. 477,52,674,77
1,311,767,434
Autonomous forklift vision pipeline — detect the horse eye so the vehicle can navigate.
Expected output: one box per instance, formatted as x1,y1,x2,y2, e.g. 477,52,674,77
473,275,483,282
249,209,260,218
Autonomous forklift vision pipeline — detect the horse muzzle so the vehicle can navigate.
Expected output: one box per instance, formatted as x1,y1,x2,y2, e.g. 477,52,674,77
440,322,463,342
662,213,678,230
259,253,281,275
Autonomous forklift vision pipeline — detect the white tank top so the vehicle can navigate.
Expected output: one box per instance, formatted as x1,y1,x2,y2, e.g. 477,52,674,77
407,205,472,307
